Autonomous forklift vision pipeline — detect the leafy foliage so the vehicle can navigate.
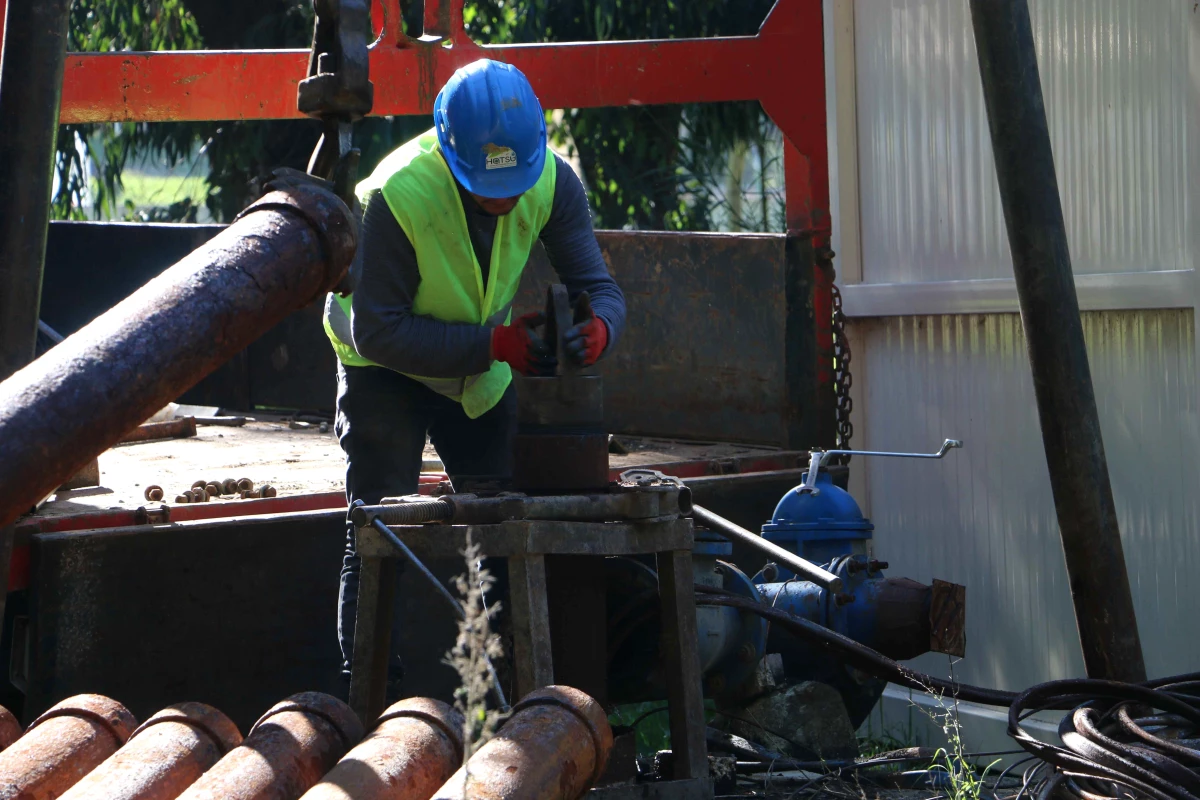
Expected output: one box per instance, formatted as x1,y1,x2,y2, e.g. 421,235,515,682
466,0,783,231
55,0,203,220
56,0,784,231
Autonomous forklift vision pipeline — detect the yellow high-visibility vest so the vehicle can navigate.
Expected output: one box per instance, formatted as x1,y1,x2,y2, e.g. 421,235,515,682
323,128,556,418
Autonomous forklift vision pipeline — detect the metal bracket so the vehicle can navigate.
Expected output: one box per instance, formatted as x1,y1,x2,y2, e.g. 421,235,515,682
797,438,963,495
617,468,684,489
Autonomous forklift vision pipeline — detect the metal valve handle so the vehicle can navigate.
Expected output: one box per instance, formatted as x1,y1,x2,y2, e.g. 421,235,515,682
797,438,963,495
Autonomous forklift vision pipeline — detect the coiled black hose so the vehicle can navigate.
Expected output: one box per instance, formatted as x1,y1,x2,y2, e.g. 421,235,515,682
697,589,1200,798
1006,678,1200,800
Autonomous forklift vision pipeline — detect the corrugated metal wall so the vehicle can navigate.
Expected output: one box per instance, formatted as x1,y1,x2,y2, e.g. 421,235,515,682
856,0,1197,283
857,310,1199,691
844,0,1200,728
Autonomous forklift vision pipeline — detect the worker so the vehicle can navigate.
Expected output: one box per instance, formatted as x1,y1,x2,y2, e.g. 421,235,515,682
322,58,626,689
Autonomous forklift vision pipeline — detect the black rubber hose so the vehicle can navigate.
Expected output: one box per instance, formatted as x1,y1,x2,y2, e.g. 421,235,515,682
695,590,1023,707
1006,679,1200,800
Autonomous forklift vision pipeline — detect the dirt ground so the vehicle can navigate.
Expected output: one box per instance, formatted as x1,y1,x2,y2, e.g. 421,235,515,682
41,418,777,516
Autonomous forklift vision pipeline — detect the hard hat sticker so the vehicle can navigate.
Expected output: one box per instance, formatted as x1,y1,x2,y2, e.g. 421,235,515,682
483,143,518,170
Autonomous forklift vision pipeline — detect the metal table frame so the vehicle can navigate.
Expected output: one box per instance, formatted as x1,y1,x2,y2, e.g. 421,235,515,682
348,516,712,795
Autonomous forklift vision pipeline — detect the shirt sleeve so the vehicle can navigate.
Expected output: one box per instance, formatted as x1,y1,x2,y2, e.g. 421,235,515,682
349,190,494,378
539,155,627,351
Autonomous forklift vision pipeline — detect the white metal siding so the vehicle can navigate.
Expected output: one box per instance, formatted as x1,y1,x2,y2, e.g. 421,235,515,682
855,310,1200,690
854,0,1196,285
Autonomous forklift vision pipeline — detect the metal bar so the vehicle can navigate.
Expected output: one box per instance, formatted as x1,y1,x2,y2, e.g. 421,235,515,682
0,183,357,529
656,549,708,780
839,270,1199,318
691,505,843,593
0,0,72,381
507,553,554,700
348,554,397,726
117,416,199,445
969,0,1145,682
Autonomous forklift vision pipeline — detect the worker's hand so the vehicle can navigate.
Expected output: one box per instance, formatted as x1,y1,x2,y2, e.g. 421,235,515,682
491,312,557,376
563,292,609,367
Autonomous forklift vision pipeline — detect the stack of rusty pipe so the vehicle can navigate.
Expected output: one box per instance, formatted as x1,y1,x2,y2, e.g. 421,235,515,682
0,685,611,800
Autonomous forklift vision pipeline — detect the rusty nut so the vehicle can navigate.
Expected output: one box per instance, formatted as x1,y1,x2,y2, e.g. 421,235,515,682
222,478,239,494
205,482,222,497
174,494,191,504
237,478,254,492
191,480,207,491
259,484,277,498
144,485,164,502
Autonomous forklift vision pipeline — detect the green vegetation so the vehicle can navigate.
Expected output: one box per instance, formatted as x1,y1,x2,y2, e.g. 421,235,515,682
116,173,210,221
55,0,784,232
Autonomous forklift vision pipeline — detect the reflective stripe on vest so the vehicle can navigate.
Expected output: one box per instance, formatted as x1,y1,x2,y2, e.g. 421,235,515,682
322,128,557,418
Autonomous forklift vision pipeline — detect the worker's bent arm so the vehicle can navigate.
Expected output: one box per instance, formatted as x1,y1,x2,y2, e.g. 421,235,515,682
349,190,493,379
539,160,626,354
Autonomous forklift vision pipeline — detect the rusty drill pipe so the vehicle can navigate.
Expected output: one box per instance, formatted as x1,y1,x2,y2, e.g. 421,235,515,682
176,692,363,800
57,702,242,800
300,698,463,800
432,686,612,800
0,183,356,529
0,694,138,800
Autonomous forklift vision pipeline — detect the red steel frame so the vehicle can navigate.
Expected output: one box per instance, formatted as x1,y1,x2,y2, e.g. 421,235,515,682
9,0,834,431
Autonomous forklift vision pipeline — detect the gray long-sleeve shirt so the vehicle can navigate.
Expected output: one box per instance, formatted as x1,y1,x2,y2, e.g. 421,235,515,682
341,153,625,379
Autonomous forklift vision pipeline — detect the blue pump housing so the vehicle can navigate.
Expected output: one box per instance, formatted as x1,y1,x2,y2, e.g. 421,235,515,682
760,471,875,571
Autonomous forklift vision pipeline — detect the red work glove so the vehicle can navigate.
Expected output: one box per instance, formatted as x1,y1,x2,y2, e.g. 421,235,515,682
562,292,609,367
491,312,556,376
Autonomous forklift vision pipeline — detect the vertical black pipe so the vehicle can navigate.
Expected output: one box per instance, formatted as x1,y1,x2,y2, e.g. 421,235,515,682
0,0,73,381
969,0,1145,682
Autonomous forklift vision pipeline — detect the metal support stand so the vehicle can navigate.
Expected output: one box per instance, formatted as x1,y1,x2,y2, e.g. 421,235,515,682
349,517,713,799
969,0,1145,682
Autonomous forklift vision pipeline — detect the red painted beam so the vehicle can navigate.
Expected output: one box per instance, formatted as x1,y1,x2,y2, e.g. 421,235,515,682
59,0,821,118
60,34,796,124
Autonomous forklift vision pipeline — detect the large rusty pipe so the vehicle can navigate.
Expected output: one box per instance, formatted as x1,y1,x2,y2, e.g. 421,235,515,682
176,692,363,800
57,702,242,800
300,698,463,800
432,686,612,800
0,183,356,528
0,694,138,800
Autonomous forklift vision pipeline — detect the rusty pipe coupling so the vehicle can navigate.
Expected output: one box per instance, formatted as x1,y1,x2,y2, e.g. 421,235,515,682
175,692,363,800
0,694,138,800
57,702,242,800
301,697,463,800
432,685,613,800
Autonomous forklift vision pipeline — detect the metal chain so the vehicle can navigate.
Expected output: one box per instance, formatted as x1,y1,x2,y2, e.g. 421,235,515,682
831,281,854,459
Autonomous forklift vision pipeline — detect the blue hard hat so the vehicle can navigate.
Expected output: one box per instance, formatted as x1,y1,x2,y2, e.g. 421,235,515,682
434,59,548,199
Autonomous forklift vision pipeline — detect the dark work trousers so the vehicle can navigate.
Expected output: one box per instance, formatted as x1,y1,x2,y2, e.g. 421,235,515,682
335,362,517,685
